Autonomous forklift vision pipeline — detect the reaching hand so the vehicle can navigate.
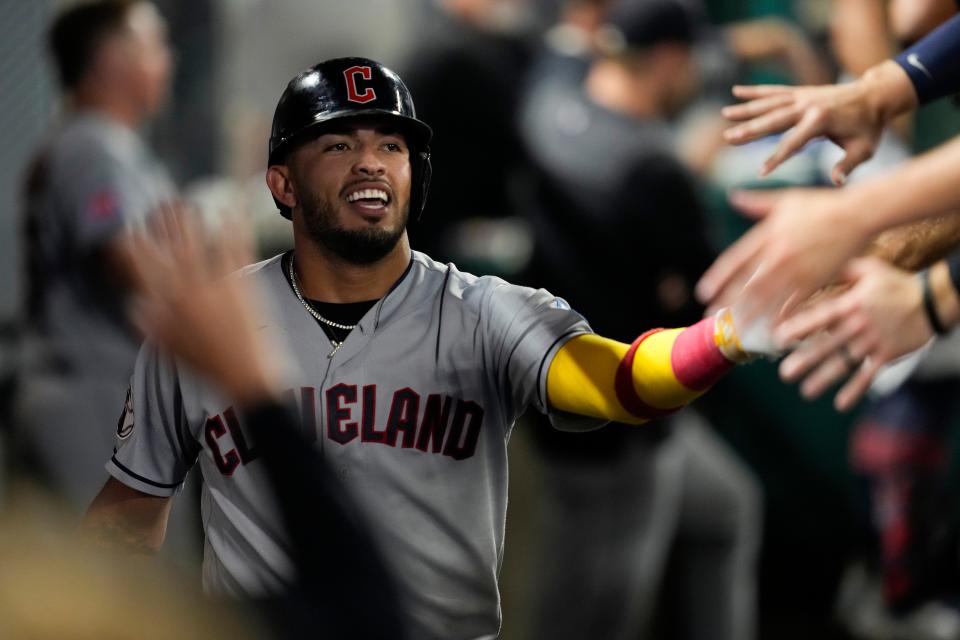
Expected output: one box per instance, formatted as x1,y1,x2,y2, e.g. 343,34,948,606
722,60,916,184
126,205,282,405
695,188,874,321
776,257,934,411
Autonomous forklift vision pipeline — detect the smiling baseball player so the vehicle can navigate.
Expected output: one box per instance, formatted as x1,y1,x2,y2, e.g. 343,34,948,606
82,57,757,639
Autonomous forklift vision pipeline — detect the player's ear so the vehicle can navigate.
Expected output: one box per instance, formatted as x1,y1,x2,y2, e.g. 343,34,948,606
266,165,297,210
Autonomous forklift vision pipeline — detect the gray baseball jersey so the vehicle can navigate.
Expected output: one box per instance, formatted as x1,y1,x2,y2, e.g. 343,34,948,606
107,250,602,639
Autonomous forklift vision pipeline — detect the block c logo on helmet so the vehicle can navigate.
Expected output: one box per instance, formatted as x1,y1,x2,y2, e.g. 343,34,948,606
344,65,376,104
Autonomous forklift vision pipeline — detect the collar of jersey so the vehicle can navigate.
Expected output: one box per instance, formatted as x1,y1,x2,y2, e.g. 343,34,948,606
279,249,418,338
367,251,416,332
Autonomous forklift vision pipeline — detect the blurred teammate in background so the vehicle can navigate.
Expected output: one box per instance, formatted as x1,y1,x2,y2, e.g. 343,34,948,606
400,0,537,273
518,2,761,638
15,1,198,565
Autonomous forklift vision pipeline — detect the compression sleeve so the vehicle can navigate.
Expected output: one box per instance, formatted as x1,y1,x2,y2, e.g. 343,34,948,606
546,313,742,424
894,13,960,105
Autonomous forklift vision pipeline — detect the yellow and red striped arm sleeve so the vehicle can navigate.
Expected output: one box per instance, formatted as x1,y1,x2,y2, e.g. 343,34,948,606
545,315,736,425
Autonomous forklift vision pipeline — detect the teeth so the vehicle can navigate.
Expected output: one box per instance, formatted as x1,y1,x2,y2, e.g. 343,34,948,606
346,188,388,203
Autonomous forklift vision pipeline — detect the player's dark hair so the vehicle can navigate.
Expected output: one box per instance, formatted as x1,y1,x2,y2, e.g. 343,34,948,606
48,0,140,90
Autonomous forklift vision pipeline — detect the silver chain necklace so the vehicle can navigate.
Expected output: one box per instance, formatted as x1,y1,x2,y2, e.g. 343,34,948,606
287,254,356,357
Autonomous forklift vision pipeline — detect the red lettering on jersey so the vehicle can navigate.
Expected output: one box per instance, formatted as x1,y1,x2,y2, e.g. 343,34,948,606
443,400,484,461
318,383,483,460
415,394,452,453
385,388,420,448
327,383,358,445
360,385,387,443
343,66,376,104
205,415,240,475
224,406,259,464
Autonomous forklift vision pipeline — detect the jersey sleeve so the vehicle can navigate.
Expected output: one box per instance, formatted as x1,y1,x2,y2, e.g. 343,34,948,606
105,343,201,497
894,13,960,105
60,142,155,253
483,281,606,431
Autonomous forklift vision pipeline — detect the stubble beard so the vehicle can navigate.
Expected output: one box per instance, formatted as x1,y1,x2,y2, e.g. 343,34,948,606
299,190,409,265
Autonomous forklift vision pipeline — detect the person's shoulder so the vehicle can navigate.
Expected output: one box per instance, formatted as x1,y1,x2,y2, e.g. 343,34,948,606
235,253,284,281
617,125,687,181
408,251,502,310
50,114,140,170
409,252,581,328
412,250,497,292
413,251,544,307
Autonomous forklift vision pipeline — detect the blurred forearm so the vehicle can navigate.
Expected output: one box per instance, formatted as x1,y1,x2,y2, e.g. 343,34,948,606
869,212,960,271
849,135,960,237
79,478,171,557
831,0,893,76
725,17,830,86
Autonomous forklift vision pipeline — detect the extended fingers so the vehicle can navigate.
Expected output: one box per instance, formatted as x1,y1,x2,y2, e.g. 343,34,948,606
724,106,802,145
722,93,795,122
831,140,875,186
727,189,785,220
217,213,255,275
696,224,766,305
779,325,854,383
835,358,884,412
776,292,853,345
731,265,804,327
731,85,793,100
127,230,176,298
760,107,827,177
797,353,849,400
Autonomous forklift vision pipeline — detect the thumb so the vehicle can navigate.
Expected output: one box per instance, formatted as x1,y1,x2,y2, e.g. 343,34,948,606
728,189,784,220
831,143,874,186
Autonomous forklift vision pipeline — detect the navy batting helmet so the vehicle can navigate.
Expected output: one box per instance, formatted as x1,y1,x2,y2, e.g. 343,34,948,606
267,57,433,220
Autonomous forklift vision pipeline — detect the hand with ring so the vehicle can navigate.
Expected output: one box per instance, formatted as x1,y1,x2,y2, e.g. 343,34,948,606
775,257,940,411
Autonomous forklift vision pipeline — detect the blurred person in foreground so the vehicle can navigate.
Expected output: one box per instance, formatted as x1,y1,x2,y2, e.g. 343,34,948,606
16,0,175,512
518,2,760,639
80,56,768,640
0,487,256,640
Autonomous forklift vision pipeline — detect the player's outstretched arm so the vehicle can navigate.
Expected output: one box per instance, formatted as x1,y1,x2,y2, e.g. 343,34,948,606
546,311,751,424
80,478,173,557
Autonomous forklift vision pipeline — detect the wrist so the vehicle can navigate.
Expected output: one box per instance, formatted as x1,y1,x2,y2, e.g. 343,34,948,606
837,179,893,240
713,308,750,362
820,188,890,245
670,317,736,386
860,60,919,126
